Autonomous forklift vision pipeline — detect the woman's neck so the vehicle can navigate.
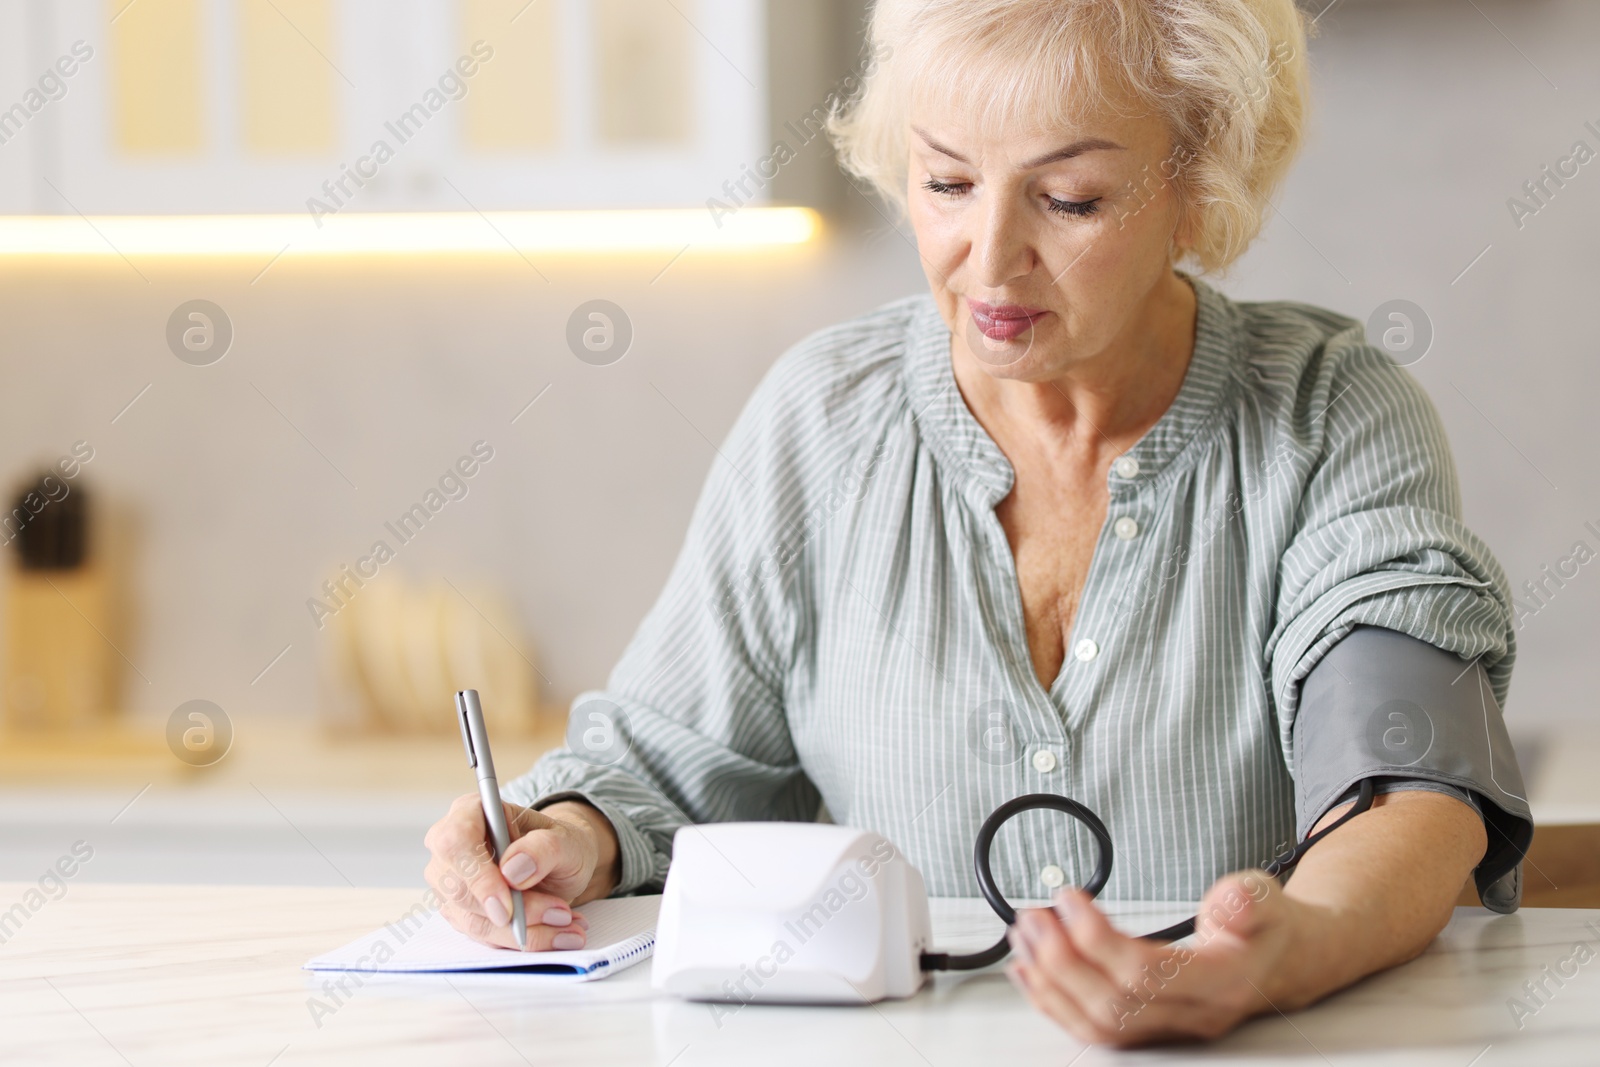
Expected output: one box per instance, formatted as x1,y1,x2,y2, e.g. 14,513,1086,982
951,269,1198,460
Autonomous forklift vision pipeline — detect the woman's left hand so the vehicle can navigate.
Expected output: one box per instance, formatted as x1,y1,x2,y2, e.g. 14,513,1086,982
1006,870,1316,1047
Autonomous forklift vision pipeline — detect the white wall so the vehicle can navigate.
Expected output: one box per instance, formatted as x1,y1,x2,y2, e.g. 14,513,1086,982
0,236,929,724
1,0,1595,740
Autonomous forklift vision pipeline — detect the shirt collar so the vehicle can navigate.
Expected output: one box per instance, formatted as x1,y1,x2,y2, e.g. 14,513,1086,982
901,270,1241,507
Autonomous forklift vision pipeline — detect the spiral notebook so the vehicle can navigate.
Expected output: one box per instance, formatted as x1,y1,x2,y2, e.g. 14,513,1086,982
304,895,660,981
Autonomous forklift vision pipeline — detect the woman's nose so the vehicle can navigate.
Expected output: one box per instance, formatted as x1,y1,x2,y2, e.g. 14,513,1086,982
968,190,1035,287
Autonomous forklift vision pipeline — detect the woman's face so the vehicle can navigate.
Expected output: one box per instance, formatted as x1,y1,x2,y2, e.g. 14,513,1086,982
906,86,1195,381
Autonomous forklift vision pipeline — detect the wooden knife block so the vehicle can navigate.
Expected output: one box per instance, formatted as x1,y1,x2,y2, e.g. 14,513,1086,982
4,563,117,732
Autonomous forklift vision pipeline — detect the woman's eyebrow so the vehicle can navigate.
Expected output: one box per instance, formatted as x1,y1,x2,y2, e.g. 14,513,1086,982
913,128,974,161
1020,138,1127,167
912,126,1126,168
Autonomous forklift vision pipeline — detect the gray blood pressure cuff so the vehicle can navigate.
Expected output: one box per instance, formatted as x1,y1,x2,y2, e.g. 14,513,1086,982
1293,625,1533,913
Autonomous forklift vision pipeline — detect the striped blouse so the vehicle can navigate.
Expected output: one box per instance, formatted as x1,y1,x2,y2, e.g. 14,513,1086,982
504,271,1525,903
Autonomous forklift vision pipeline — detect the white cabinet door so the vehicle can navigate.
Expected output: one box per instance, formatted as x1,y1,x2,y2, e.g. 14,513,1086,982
7,0,767,216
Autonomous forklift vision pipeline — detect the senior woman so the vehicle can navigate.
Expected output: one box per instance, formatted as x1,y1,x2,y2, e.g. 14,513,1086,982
424,0,1532,1046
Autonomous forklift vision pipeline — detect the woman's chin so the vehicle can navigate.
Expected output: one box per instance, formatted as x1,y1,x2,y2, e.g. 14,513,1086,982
960,320,1039,370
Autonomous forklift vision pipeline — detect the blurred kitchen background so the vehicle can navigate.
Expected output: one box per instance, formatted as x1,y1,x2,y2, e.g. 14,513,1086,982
1,0,1598,893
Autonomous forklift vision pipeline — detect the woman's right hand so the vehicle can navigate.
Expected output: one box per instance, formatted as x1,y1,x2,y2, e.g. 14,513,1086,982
422,794,619,951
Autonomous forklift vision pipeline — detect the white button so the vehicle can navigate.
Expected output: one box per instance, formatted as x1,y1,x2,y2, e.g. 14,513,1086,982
1113,516,1140,540
1113,455,1141,479
1031,749,1058,773
1040,864,1066,889
1073,638,1099,662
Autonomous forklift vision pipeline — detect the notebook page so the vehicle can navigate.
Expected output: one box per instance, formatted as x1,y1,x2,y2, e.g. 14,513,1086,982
305,895,660,975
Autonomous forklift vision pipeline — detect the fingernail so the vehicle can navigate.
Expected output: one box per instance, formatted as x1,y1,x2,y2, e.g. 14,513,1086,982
484,895,509,927
542,908,572,927
503,855,537,886
552,932,585,950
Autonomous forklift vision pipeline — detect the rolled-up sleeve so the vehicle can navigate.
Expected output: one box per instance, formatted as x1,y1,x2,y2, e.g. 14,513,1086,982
501,351,829,895
1265,330,1531,901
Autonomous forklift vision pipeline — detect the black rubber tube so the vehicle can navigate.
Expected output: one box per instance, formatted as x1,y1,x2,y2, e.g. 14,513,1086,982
921,780,1376,971
924,794,1112,971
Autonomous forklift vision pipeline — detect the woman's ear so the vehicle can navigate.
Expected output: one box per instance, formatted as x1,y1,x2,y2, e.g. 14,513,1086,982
1168,194,1197,258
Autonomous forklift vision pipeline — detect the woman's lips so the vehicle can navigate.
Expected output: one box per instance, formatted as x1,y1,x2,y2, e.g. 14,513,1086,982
967,298,1048,342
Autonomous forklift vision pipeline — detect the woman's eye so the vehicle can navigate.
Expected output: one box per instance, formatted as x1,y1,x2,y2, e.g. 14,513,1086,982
1047,196,1100,218
921,178,969,197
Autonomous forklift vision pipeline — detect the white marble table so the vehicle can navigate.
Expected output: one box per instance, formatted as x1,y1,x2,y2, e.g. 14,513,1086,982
2,883,1598,1066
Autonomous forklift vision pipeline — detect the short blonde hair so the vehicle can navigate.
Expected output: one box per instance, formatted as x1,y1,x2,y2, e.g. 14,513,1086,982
826,0,1314,277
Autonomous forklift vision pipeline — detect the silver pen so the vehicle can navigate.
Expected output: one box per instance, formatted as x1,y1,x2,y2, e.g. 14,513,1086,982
455,689,527,951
